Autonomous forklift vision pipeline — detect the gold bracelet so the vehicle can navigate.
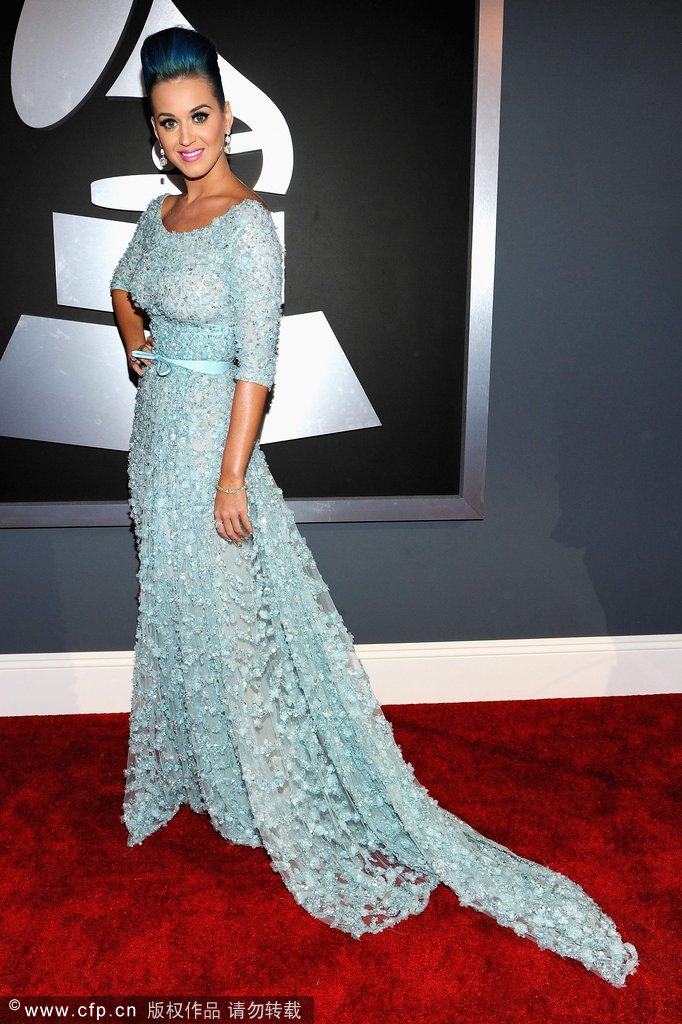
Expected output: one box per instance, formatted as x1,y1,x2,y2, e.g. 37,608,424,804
216,482,247,494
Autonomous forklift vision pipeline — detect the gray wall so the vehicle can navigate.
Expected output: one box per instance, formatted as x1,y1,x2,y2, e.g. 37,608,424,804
2,0,680,654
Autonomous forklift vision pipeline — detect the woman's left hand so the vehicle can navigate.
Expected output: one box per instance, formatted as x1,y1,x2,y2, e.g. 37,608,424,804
214,488,253,544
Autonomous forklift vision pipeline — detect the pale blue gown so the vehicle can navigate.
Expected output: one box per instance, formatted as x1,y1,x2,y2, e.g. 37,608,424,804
110,195,638,987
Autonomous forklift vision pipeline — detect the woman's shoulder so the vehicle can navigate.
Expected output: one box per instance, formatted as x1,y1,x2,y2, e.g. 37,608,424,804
214,194,279,250
223,184,270,219
229,201,281,264
232,195,272,221
230,194,277,230
133,192,165,231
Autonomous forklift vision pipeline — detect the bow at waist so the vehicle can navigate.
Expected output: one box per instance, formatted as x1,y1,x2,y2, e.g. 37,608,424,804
130,350,232,376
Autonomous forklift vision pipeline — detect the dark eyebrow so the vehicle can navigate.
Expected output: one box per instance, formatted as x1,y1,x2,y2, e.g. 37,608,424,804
157,103,213,117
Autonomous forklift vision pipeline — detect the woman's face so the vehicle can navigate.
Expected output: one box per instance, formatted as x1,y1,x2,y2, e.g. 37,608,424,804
150,75,232,179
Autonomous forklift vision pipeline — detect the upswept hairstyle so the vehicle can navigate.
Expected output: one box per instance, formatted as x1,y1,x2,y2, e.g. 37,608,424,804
140,27,225,106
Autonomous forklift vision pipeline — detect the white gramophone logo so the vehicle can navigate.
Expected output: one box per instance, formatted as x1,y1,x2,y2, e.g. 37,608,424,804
0,0,380,450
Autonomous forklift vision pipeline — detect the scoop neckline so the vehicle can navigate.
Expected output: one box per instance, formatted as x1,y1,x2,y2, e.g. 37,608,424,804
158,194,265,234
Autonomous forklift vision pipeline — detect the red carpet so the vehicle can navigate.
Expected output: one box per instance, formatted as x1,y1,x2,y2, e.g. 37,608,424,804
0,693,677,1023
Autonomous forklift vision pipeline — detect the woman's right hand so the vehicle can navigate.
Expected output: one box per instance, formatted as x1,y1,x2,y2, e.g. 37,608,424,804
127,335,155,376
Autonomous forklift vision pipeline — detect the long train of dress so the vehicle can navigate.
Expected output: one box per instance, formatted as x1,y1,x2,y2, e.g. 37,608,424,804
123,433,638,989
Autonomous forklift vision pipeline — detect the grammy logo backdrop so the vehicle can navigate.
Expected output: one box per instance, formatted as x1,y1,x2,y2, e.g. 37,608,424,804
0,0,501,525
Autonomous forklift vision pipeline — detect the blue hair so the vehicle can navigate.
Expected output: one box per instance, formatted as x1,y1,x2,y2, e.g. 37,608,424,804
140,27,225,106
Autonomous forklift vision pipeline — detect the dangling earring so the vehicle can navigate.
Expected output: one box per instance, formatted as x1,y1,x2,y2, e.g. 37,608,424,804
223,133,231,155
158,144,168,168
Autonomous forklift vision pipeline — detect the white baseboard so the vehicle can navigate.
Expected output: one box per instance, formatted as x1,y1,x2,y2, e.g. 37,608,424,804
358,634,682,704
1,634,679,717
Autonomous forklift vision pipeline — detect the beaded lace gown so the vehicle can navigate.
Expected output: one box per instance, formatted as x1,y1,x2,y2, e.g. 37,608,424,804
111,194,638,987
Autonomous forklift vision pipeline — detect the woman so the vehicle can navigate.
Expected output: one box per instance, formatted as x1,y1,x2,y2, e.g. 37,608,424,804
111,26,638,987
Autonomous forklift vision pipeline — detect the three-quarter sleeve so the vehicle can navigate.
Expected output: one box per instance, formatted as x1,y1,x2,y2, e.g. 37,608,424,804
230,202,283,390
110,203,151,293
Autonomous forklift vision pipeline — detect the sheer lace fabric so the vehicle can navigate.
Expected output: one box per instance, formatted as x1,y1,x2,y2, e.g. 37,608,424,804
111,196,638,987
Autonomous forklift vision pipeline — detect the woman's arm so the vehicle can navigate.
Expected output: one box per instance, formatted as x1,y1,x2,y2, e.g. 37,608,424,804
215,201,284,546
111,289,153,375
214,380,269,543
110,203,155,373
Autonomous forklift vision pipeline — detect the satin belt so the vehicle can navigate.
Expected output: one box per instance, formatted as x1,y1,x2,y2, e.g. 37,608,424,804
130,350,232,376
